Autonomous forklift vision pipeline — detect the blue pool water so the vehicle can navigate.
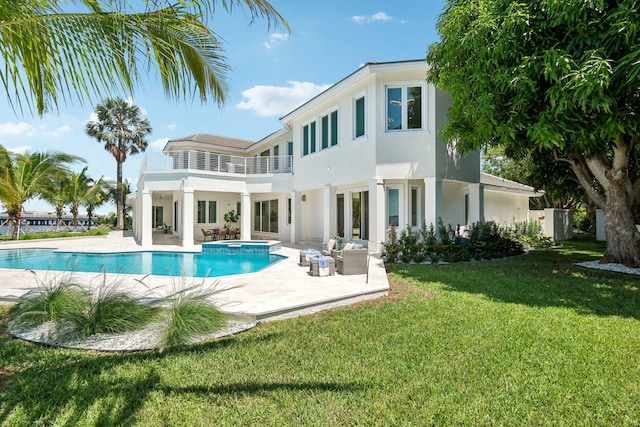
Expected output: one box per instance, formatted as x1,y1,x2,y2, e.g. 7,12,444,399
0,247,285,278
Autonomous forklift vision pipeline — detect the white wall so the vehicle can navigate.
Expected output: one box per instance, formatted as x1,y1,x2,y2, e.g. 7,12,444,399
484,191,530,224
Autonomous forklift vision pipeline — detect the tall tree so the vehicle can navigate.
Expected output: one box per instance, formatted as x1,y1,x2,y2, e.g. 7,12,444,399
427,0,640,267
0,148,82,239
0,0,287,116
482,146,587,209
86,98,150,230
42,171,73,232
67,167,104,231
83,178,111,230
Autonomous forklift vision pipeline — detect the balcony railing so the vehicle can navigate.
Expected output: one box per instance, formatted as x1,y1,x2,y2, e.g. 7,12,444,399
142,151,293,175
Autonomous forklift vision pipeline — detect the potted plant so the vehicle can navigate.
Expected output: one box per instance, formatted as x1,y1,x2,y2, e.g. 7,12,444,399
223,210,239,228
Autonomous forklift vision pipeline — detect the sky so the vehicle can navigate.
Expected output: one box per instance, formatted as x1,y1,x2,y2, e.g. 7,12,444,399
0,0,446,214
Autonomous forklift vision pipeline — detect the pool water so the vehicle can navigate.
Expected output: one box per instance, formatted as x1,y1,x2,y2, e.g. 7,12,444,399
0,248,285,278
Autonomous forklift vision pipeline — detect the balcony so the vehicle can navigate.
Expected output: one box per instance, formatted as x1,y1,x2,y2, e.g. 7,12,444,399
142,151,293,175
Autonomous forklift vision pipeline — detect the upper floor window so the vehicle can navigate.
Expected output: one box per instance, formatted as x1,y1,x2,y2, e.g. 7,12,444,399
302,121,317,156
321,110,338,149
386,85,422,131
354,96,365,138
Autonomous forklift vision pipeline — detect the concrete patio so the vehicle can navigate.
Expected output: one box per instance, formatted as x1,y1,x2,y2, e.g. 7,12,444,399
0,231,389,323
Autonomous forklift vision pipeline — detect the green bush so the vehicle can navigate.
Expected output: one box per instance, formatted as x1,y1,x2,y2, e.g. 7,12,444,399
573,207,595,233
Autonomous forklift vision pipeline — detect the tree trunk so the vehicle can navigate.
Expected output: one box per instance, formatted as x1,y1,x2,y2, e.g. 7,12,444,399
569,143,640,267
116,160,123,231
602,179,640,267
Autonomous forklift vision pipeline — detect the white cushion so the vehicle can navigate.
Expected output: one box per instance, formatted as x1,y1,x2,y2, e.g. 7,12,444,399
343,243,354,250
326,238,336,252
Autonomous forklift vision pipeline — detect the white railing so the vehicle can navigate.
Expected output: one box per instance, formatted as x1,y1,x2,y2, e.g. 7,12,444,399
142,151,293,175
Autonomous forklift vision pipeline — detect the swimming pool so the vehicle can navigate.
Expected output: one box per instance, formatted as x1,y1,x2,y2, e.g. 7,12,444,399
0,246,286,278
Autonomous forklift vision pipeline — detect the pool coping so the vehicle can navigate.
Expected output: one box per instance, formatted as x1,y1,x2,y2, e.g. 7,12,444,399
0,232,390,323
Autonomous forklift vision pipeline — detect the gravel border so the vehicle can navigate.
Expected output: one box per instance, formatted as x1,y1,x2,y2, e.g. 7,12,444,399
575,260,640,276
8,318,256,352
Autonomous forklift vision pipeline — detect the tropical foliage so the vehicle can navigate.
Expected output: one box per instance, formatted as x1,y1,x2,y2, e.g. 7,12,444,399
0,0,287,116
382,220,551,264
0,148,82,238
427,0,640,266
86,97,151,230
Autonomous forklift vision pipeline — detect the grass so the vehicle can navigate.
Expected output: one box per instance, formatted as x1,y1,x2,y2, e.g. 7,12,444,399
0,227,110,242
1,237,639,425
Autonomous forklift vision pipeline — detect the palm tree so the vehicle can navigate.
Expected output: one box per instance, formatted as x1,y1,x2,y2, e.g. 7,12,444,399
84,179,111,230
41,172,73,232
86,98,151,230
67,167,105,231
0,148,82,239
0,1,287,116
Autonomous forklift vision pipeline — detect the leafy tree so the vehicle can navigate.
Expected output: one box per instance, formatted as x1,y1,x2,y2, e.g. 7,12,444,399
427,0,640,266
86,98,151,230
0,148,82,239
482,146,587,209
0,0,287,116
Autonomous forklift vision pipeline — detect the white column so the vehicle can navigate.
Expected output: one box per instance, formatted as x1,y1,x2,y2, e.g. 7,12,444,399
368,178,385,254
468,183,484,224
293,191,302,244
424,177,442,228
241,192,251,240
323,185,332,242
290,190,297,244
182,188,194,248
140,189,153,247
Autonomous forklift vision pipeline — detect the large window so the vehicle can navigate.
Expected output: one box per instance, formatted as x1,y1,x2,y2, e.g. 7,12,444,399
208,201,217,223
321,110,338,149
197,200,206,224
354,96,365,138
254,199,279,233
387,188,399,227
410,187,419,227
386,85,422,131
302,121,317,156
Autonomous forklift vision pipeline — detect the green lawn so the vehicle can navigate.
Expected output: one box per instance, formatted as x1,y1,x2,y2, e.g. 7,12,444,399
1,237,639,426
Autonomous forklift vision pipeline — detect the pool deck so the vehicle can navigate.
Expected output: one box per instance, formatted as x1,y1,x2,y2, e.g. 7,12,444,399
0,232,389,323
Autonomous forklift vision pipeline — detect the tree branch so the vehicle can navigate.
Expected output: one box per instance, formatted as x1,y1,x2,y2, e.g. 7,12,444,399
568,152,606,209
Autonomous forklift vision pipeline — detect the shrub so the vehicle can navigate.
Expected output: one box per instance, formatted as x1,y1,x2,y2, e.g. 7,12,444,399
573,207,595,233
158,276,227,351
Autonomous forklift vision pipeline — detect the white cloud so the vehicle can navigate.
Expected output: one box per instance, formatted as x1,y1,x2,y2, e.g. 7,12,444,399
351,11,395,24
149,137,169,151
167,122,176,131
0,122,36,137
264,32,290,49
236,81,332,117
43,124,73,138
126,96,148,115
7,145,32,154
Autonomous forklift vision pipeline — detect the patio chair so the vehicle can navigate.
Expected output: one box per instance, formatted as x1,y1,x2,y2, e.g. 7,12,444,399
201,228,215,241
227,227,237,240
219,228,228,240
336,247,368,275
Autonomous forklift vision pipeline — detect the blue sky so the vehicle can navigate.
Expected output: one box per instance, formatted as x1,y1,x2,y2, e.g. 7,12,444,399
0,0,445,214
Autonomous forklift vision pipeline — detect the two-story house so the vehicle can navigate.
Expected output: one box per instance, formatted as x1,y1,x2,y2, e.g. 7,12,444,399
130,59,538,251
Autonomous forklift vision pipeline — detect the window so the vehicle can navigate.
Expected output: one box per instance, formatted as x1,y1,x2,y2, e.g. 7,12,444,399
287,140,293,169
152,206,163,227
302,121,317,156
208,201,217,223
321,110,338,149
410,187,419,227
387,188,399,227
254,199,279,233
355,96,365,138
286,197,292,225
237,201,242,217
197,200,206,224
386,85,423,131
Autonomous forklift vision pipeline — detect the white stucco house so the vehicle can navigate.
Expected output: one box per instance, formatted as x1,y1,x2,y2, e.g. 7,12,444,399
130,59,539,252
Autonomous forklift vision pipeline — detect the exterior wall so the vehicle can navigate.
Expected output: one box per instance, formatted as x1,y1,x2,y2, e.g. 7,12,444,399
484,191,530,224
132,60,537,248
